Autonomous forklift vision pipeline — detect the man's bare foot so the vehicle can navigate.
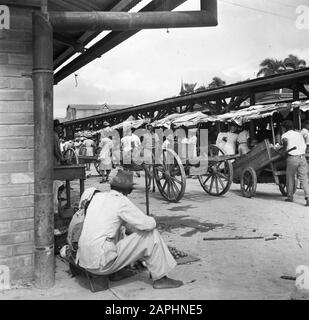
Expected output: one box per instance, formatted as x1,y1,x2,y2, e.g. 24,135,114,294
153,276,183,289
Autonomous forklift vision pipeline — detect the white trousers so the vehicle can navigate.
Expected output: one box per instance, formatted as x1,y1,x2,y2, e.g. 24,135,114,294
87,229,177,280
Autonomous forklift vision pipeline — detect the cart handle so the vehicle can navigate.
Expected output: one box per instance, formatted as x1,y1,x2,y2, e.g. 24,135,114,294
265,146,297,167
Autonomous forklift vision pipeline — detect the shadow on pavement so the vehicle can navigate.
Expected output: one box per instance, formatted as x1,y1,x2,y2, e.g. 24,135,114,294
156,215,224,237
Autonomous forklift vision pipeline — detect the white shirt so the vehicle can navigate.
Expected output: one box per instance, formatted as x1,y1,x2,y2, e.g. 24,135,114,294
77,190,156,269
121,134,141,152
237,130,249,144
142,132,159,150
282,130,306,155
301,128,309,145
223,132,238,155
216,132,227,151
187,135,197,159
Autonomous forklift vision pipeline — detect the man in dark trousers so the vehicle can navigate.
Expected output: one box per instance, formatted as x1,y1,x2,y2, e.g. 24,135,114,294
281,120,309,206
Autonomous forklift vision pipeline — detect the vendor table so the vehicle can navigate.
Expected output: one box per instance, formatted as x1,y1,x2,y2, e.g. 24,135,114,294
53,165,86,208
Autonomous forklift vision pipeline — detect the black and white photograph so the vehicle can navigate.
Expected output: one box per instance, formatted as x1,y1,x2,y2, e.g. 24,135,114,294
0,0,309,306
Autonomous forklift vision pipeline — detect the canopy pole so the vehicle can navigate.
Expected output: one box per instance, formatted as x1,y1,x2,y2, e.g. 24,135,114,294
144,166,150,216
297,107,302,130
33,12,55,289
270,115,275,145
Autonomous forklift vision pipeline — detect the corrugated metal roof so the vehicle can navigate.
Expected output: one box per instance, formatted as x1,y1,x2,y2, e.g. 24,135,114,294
152,100,309,128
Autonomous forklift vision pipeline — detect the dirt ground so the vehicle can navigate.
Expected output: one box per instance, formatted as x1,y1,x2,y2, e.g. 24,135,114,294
1,166,309,300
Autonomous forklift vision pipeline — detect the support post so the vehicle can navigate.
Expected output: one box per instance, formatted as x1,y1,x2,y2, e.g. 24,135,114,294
270,115,275,145
32,12,55,288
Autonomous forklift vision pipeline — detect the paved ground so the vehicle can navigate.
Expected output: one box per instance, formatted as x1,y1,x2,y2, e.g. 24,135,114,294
1,166,309,300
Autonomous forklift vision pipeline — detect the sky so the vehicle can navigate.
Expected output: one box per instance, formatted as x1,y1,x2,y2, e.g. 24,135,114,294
53,0,309,118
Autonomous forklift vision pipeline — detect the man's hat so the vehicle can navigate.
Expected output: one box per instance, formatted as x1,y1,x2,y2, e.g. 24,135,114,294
103,121,110,127
110,169,133,191
54,119,61,128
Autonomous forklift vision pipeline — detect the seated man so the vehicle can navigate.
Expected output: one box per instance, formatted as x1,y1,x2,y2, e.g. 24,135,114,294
77,169,183,289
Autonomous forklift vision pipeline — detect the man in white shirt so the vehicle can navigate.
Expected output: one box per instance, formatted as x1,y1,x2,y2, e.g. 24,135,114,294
121,128,141,165
77,169,183,289
142,124,160,164
281,120,309,206
237,124,250,155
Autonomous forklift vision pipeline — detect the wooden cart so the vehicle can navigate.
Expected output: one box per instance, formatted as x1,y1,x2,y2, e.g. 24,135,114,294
62,141,236,203
232,139,295,198
147,143,237,202
63,146,102,175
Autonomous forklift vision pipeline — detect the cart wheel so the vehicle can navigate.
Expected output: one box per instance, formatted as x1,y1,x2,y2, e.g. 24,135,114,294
63,148,79,165
198,145,233,196
153,148,186,202
240,167,257,198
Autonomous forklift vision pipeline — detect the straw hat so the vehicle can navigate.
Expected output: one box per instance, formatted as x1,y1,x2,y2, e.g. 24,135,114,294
110,169,133,191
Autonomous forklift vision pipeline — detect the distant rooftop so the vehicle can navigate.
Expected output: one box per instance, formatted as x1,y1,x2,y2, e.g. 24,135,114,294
67,104,132,111
65,103,133,121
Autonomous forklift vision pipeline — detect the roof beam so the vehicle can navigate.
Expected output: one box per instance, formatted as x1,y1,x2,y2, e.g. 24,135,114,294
53,0,142,70
61,68,309,126
0,0,41,7
53,33,85,52
53,0,191,83
50,10,217,31
50,0,217,31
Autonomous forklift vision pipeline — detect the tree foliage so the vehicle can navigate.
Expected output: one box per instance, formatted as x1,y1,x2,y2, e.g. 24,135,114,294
257,55,307,77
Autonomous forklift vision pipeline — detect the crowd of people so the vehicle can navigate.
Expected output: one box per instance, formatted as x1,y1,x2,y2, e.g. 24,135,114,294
52,116,309,292
215,123,251,156
53,120,183,289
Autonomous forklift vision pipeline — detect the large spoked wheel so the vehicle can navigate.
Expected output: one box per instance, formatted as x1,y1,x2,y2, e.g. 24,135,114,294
240,167,257,198
198,145,233,196
153,148,186,202
63,148,79,165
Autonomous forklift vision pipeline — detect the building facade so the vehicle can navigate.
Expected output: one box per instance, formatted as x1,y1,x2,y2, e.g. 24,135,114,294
65,104,132,121
0,4,35,283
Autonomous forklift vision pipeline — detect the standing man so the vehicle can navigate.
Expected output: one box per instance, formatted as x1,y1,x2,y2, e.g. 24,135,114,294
53,120,65,218
237,124,250,155
121,127,141,165
83,136,96,171
281,120,309,206
54,119,65,165
98,130,113,183
142,124,160,164
77,170,183,289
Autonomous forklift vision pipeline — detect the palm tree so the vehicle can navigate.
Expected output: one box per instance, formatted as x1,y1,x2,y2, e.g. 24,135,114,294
179,82,197,95
283,54,306,71
257,58,286,77
207,76,226,89
195,85,207,92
